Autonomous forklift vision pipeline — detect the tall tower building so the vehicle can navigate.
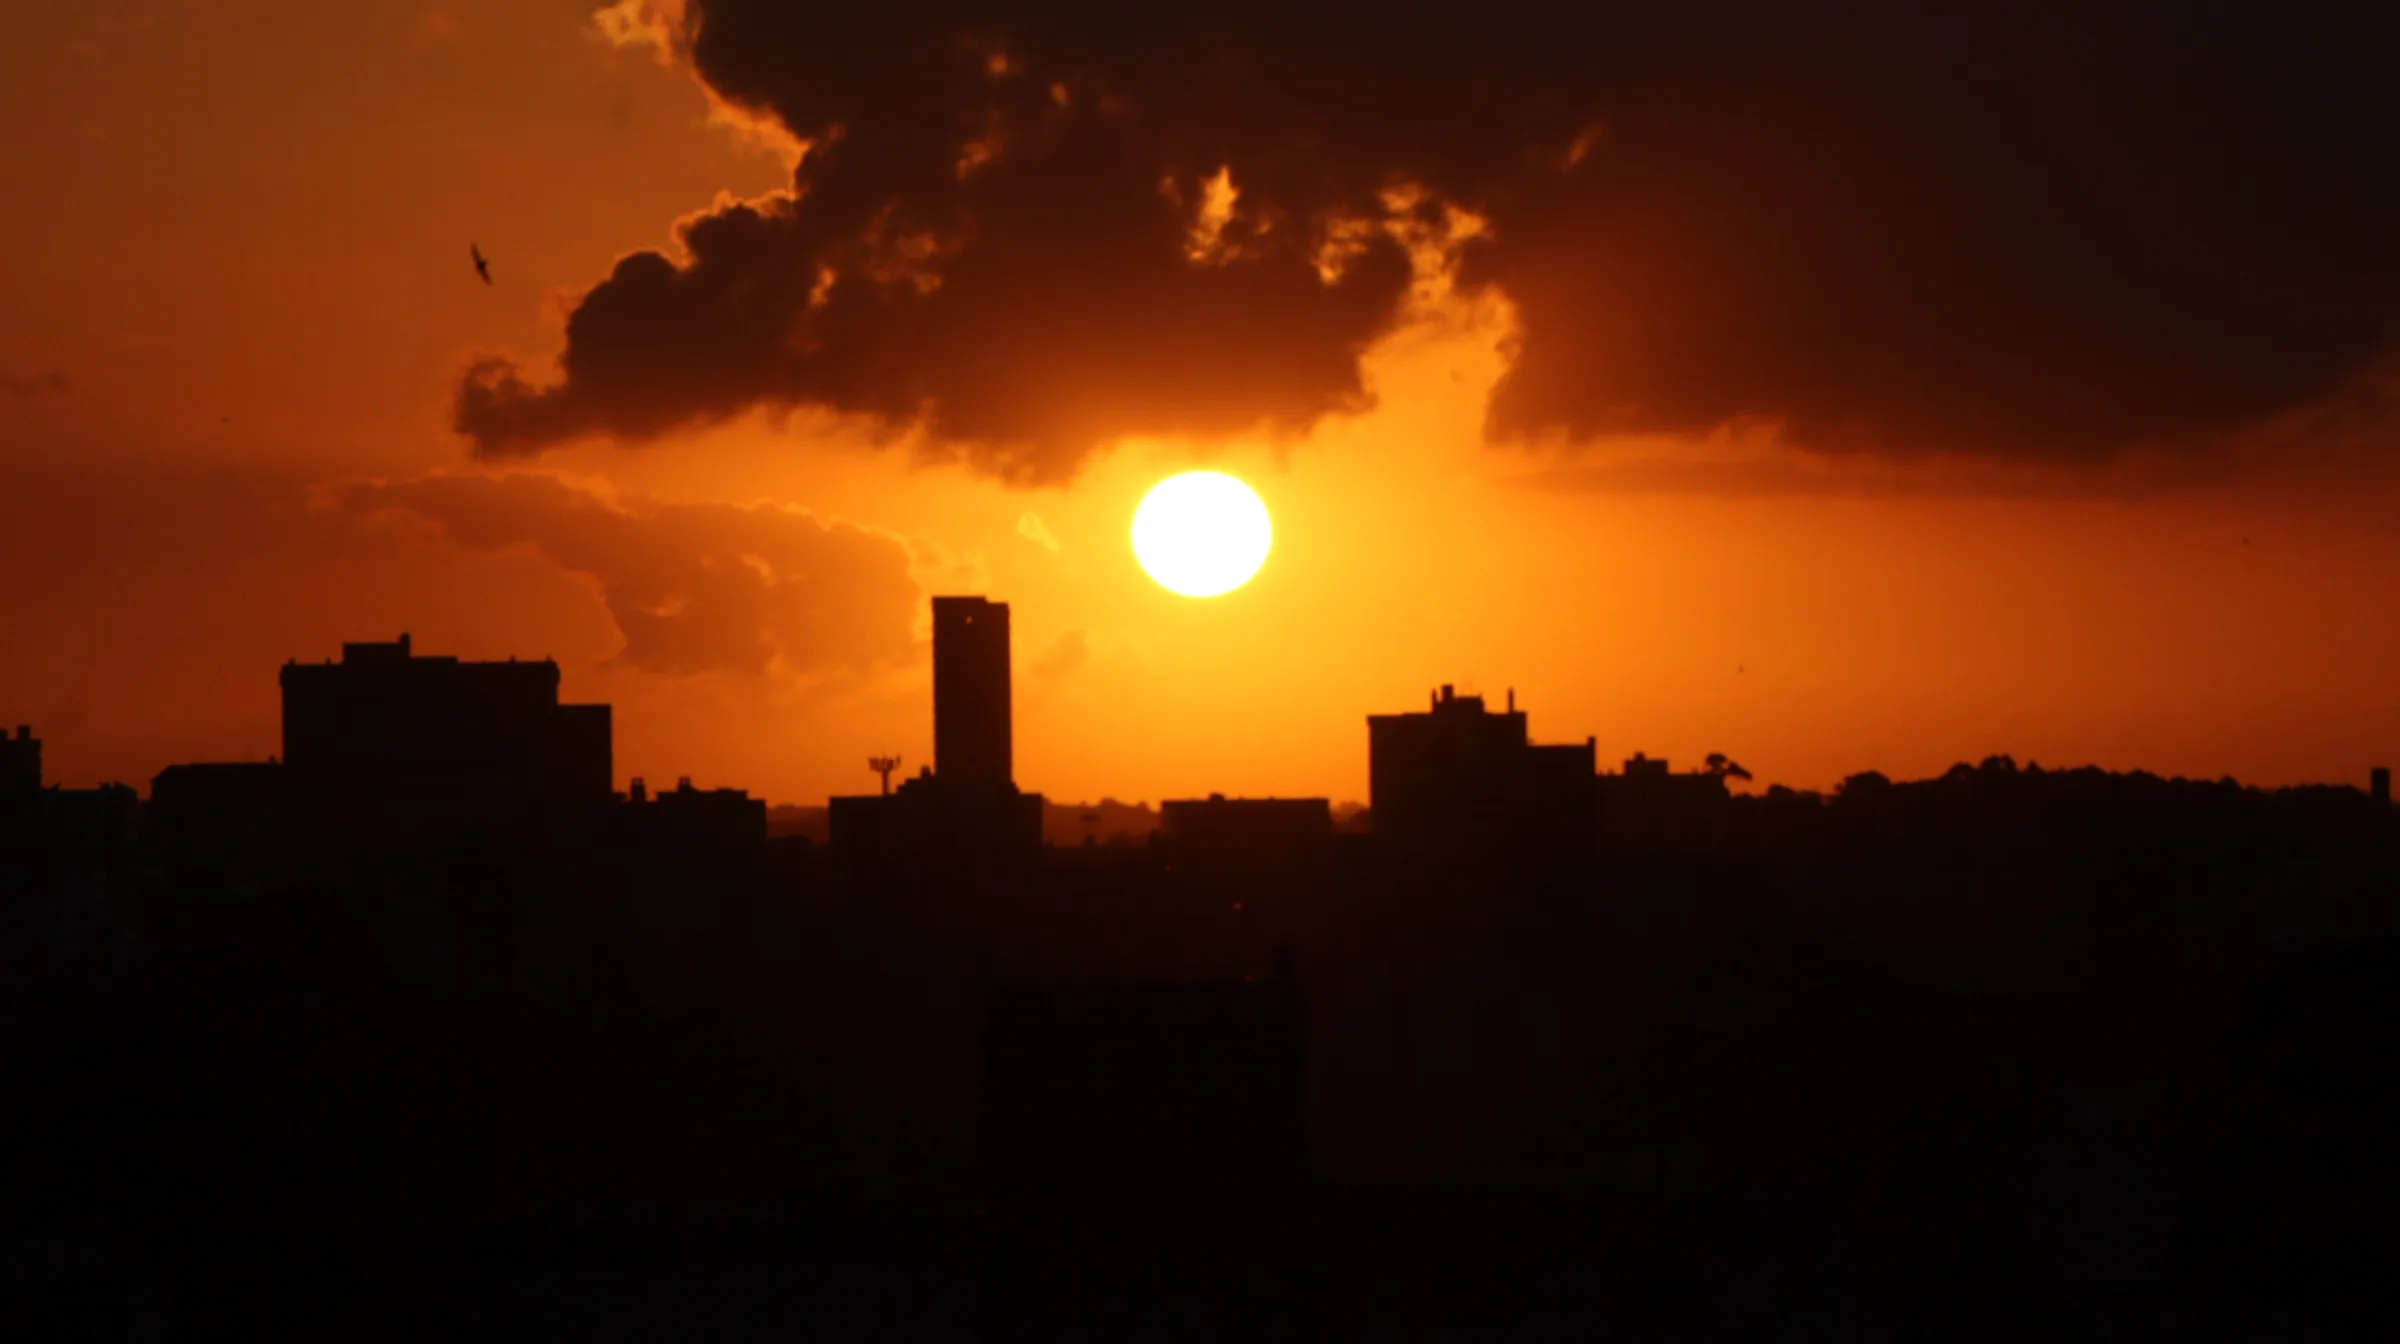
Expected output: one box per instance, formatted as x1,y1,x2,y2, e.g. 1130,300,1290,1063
831,595,1040,870
933,596,1013,789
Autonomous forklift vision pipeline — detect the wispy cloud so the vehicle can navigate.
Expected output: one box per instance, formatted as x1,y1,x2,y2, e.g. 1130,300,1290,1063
334,471,920,679
1030,629,1089,682
1016,511,1062,553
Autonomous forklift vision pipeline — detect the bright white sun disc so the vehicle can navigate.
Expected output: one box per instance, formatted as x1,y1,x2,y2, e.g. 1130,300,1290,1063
1132,471,1272,597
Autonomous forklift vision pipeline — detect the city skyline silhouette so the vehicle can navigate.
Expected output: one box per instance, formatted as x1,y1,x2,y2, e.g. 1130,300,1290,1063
7,594,2399,1335
8,1,2400,1336
12,5,2400,811
13,608,2390,822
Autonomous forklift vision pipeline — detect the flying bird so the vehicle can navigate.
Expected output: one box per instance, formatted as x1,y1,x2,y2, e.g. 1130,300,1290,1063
470,243,492,286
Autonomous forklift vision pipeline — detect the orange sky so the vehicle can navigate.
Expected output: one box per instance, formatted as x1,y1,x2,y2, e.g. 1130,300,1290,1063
5,1,2399,807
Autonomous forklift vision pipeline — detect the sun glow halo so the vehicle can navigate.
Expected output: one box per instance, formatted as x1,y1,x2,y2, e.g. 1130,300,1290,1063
1132,471,1273,597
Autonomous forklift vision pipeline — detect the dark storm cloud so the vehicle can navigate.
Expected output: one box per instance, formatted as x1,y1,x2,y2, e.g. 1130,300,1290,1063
459,1,2400,476
1527,353,2400,501
339,474,918,677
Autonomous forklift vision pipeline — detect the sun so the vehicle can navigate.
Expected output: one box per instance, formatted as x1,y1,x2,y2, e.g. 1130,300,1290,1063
1132,471,1273,597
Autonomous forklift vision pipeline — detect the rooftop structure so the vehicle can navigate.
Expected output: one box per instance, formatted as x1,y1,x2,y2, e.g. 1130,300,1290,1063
278,633,611,814
1,725,39,798
1366,685,1595,852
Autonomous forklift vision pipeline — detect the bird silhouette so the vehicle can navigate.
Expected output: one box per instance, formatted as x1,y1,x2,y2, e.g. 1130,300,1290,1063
470,243,492,286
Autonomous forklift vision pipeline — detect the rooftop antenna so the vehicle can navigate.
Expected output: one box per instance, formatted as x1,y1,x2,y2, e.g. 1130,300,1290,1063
868,754,902,796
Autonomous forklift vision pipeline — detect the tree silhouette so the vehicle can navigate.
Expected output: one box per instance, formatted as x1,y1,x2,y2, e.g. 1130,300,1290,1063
1703,752,1754,783
1837,769,1892,798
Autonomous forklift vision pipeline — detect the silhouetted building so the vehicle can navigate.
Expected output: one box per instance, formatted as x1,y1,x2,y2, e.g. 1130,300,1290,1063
933,596,1012,789
1039,798,1162,847
279,633,612,817
593,777,773,1016
1366,685,1595,854
1158,796,1336,956
1160,795,1332,855
0,770,138,984
1,725,38,798
981,956,1305,1227
146,762,293,897
1597,751,1734,805
1593,752,1735,851
832,765,1044,874
2375,766,2391,808
620,775,768,851
833,598,1042,872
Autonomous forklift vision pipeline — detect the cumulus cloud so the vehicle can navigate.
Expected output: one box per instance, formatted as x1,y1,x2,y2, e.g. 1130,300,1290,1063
456,1,2400,483
336,473,918,678
589,0,682,58
1520,352,2400,503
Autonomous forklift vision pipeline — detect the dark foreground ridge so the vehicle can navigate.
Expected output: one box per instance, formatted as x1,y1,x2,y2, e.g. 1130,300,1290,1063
4,611,2398,1339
